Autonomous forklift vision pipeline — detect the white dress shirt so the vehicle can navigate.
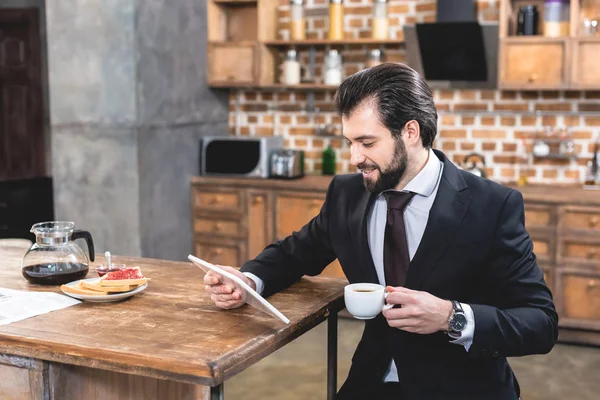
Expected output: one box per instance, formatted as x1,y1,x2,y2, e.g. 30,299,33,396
367,148,474,382
245,149,475,383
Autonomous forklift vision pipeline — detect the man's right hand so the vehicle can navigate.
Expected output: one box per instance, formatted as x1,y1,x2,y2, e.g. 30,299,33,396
203,265,256,309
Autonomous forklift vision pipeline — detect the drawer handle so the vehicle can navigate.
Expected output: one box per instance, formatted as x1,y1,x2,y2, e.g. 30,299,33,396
253,196,264,205
310,200,321,209
590,216,599,228
211,248,223,256
0,202,7,208
210,195,223,204
588,280,597,290
588,248,597,259
213,223,223,232
528,73,538,83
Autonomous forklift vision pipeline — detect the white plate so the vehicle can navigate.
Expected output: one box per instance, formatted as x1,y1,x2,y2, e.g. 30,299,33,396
61,278,148,303
188,254,290,324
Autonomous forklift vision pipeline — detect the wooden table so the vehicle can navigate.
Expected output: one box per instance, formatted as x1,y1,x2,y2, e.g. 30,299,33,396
0,248,346,400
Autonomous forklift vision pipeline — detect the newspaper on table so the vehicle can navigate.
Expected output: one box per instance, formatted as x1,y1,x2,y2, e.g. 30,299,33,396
0,287,80,326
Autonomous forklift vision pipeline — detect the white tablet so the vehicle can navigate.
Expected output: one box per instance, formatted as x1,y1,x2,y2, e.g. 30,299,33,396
188,255,290,324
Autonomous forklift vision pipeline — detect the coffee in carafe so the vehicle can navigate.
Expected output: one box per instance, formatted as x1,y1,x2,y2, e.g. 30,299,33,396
21,221,95,285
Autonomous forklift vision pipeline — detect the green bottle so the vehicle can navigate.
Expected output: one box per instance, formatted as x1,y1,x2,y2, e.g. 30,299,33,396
322,145,336,175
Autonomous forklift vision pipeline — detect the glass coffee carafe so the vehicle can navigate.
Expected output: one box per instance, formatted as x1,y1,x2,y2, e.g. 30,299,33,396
22,221,95,285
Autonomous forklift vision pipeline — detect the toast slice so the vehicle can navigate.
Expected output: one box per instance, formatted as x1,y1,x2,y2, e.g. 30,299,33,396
81,280,134,293
99,277,146,287
61,282,109,296
99,266,147,287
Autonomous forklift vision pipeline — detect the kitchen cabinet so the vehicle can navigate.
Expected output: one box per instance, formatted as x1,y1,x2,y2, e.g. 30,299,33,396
191,177,600,345
498,0,600,90
191,176,344,278
206,0,277,87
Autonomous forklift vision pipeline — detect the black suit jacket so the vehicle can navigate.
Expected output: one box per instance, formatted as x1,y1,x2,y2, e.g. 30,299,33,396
241,150,558,400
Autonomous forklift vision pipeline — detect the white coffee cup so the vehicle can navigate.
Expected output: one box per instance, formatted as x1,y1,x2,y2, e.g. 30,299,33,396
344,283,393,320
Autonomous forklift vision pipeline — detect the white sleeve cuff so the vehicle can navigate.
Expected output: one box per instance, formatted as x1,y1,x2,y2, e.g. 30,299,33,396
448,303,475,352
242,272,265,295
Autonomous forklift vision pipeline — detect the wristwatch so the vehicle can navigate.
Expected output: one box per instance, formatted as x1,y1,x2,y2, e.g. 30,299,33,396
447,300,468,334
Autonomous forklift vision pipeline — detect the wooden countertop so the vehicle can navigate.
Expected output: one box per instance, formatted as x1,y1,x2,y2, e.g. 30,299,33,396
192,175,600,206
0,248,346,386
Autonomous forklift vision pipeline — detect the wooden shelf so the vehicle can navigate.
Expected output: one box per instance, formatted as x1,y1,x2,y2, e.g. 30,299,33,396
208,83,339,90
263,39,405,47
213,0,257,4
501,36,568,44
261,83,338,90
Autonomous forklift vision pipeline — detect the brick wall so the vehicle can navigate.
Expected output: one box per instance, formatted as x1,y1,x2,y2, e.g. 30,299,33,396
228,0,600,184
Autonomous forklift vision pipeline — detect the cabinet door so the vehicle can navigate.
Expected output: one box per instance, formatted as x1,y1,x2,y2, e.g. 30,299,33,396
556,269,600,331
499,39,568,89
275,193,344,278
247,191,272,259
571,39,600,88
207,43,257,86
0,356,47,400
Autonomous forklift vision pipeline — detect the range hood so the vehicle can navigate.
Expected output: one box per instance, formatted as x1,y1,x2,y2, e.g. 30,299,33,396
403,0,499,89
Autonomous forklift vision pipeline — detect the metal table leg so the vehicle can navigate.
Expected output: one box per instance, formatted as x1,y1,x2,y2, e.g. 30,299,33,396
327,309,338,400
210,383,223,400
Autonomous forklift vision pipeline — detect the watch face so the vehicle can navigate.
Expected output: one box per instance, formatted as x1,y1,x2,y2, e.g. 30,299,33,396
450,313,467,332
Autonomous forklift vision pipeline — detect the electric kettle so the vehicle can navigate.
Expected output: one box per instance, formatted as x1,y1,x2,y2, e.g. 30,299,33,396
462,153,487,178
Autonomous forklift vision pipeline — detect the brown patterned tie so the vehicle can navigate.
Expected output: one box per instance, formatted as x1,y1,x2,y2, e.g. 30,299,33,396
383,191,416,287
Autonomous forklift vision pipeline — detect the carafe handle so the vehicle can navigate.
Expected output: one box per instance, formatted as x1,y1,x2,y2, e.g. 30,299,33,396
72,230,95,262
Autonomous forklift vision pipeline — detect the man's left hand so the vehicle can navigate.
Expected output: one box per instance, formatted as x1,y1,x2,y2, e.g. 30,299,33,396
382,286,453,334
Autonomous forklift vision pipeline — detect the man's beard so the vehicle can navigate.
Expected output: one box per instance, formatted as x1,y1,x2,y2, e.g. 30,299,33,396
359,138,407,194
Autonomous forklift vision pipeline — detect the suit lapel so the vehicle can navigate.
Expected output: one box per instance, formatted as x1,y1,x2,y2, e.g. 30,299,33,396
406,151,471,290
348,185,379,284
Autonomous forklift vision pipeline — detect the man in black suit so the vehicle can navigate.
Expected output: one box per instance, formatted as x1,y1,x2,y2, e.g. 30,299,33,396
204,63,558,400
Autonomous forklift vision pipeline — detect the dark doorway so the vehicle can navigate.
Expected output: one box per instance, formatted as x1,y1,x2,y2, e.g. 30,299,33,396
0,8,52,241
0,8,44,181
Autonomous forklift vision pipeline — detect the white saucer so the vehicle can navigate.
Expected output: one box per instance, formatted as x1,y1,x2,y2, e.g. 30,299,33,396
61,278,148,303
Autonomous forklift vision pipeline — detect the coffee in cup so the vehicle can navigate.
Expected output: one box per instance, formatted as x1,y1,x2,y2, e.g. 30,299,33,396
344,283,392,320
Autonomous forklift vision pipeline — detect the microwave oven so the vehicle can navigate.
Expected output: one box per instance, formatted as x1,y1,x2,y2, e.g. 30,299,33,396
199,136,284,178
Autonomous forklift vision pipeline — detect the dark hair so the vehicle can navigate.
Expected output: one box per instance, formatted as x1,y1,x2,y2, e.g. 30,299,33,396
333,63,438,148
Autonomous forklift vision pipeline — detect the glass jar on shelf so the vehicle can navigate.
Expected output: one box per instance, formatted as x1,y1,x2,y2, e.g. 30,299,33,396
324,49,343,86
543,0,570,37
282,49,301,85
366,49,384,68
328,0,344,40
290,0,305,40
372,0,389,39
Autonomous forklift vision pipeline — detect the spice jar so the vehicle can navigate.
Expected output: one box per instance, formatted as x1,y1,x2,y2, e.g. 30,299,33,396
324,49,343,86
367,49,384,68
544,0,570,37
328,0,344,40
372,0,389,39
282,49,301,85
290,0,305,40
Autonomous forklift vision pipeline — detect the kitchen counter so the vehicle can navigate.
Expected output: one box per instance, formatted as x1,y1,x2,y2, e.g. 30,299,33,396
192,175,600,206
0,248,346,399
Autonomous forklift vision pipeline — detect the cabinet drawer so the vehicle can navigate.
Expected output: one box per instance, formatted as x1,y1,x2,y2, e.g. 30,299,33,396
499,40,568,89
194,189,243,213
532,235,553,263
524,204,554,230
558,238,600,265
558,270,600,324
194,218,243,237
559,206,600,233
194,240,245,268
